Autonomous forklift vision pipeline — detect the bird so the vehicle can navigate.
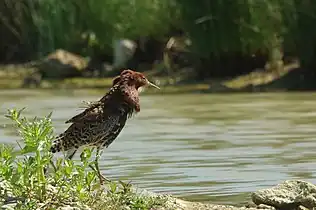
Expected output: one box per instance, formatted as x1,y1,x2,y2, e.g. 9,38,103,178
49,69,160,183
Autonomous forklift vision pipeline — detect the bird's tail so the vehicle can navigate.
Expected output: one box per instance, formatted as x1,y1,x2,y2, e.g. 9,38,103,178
50,134,64,154
45,134,77,176
50,134,77,160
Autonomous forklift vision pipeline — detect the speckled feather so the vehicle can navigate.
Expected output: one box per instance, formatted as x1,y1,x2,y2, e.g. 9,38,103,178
50,70,143,159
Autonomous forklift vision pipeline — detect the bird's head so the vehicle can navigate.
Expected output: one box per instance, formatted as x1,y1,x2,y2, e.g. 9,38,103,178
113,69,160,90
108,69,159,114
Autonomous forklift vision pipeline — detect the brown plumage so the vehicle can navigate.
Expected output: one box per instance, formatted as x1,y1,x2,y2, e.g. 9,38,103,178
49,69,160,183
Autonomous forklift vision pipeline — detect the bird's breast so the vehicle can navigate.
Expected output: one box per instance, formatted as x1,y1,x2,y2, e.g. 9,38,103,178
94,113,129,147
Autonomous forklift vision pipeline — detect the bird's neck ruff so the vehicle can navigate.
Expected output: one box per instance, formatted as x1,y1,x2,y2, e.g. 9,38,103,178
118,80,140,115
99,79,140,117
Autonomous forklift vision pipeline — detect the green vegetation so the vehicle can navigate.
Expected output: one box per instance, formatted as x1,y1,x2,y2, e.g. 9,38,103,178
0,0,178,60
0,109,168,209
1,0,316,86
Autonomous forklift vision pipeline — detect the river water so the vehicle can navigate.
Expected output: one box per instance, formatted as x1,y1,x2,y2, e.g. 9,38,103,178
1,89,316,205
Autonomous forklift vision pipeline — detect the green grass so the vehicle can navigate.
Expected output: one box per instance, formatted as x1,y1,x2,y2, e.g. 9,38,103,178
0,109,168,210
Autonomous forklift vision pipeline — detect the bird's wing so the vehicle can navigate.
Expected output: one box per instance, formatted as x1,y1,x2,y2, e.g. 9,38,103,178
66,84,121,124
65,101,103,124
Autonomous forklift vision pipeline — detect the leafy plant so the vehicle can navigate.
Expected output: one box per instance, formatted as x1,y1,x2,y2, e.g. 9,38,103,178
0,108,167,209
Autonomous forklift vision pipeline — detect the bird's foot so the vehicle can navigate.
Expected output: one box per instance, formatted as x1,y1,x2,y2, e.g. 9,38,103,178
89,164,110,185
98,173,110,185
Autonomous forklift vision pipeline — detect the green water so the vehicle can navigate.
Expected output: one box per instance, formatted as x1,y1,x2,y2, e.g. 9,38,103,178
1,89,316,205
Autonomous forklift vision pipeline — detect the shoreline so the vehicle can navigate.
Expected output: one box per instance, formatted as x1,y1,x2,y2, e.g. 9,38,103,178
1,179,315,210
0,60,313,94
0,80,315,95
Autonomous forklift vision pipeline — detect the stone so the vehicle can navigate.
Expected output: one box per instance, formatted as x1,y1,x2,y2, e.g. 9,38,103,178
112,39,137,69
35,49,87,79
251,180,316,209
256,204,276,209
21,72,42,88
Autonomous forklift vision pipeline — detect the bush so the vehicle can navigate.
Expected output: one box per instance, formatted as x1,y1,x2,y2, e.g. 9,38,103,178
0,0,179,61
0,108,166,209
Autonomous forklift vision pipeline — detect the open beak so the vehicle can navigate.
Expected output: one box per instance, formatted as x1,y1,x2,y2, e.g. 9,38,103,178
147,80,160,90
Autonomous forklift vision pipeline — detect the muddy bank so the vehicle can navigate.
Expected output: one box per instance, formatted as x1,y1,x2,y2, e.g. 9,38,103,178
0,56,311,94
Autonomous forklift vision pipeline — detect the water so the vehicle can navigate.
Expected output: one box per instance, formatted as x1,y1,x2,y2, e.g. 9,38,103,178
1,89,316,205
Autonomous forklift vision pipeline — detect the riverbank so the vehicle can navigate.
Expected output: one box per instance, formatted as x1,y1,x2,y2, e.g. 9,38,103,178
0,60,309,94
2,178,315,210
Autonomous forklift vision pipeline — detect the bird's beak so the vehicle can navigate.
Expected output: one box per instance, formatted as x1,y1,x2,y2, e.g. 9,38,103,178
146,80,160,89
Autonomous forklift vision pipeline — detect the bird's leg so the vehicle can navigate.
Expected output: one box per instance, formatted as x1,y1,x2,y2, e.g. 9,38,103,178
89,147,110,184
95,147,104,183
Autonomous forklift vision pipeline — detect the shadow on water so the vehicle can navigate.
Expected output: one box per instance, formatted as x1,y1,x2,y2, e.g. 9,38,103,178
1,89,316,205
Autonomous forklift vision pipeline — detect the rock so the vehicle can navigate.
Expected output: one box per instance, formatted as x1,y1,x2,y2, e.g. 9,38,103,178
84,60,113,77
35,49,87,79
244,203,276,209
21,72,42,88
163,36,194,82
256,204,276,209
251,180,316,209
112,39,137,69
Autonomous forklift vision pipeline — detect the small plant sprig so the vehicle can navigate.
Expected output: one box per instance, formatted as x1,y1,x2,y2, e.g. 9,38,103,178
0,108,167,209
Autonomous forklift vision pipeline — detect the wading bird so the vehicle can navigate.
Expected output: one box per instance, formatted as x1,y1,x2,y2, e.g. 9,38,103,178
49,69,160,183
